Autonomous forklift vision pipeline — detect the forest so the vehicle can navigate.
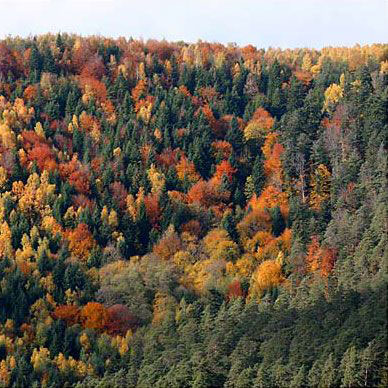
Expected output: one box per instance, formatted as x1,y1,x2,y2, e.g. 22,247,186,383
0,34,386,387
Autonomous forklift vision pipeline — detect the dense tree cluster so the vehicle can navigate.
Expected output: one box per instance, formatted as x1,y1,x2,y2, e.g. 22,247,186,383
0,34,386,387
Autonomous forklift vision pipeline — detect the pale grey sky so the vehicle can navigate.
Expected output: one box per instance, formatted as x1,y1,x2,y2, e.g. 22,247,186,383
0,0,386,48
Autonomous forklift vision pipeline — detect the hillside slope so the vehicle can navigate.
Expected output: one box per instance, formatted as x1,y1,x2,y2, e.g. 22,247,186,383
0,35,386,387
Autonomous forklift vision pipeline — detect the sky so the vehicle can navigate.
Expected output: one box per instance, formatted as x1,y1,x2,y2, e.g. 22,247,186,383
0,0,386,49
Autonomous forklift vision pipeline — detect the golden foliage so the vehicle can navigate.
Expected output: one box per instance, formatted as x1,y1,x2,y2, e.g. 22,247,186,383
301,53,312,72
41,215,63,236
34,122,45,139
203,229,239,262
0,359,10,386
380,60,388,74
54,353,93,377
182,258,224,294
152,291,175,324
249,258,284,297
310,164,331,211
226,253,256,279
0,122,16,149
323,82,343,112
147,164,165,194
176,155,200,182
14,172,55,216
0,166,7,189
108,209,118,228
31,347,51,372
244,108,274,141
0,221,12,258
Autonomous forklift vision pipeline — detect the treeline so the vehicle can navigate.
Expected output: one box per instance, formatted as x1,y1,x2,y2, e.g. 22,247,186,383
0,34,386,387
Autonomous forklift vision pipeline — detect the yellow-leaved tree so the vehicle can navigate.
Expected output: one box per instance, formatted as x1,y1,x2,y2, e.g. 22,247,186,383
0,221,13,258
323,82,343,112
244,108,274,141
249,254,285,298
0,167,7,189
301,53,312,72
203,229,239,262
147,164,165,194
310,164,331,211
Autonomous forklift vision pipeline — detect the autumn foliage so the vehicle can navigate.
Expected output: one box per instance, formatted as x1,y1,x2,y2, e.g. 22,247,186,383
53,305,80,326
66,223,96,260
227,280,244,300
306,235,337,277
250,258,285,297
0,34,384,386
80,302,109,331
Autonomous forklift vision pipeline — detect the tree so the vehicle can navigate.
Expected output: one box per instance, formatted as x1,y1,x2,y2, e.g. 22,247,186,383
176,155,200,183
307,360,322,388
80,302,109,331
152,226,181,260
323,82,343,112
66,223,96,261
290,366,306,388
319,353,337,388
221,211,238,242
53,305,80,326
359,341,378,387
227,280,244,300
212,160,236,186
340,346,361,388
203,228,239,262
135,201,151,253
251,155,265,196
226,117,243,153
29,44,43,79
310,164,331,211
244,108,274,141
106,304,138,335
249,258,284,298
27,143,57,172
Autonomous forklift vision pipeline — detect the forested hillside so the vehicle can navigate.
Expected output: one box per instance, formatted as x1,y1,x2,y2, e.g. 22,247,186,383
0,35,386,387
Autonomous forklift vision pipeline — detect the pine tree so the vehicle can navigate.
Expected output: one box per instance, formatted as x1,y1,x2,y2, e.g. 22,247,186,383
252,154,265,196
253,364,272,388
43,47,57,73
290,365,306,388
308,360,322,387
29,44,43,79
340,346,361,388
226,117,243,154
221,211,239,242
270,206,286,237
359,342,378,388
319,353,337,388
136,201,151,254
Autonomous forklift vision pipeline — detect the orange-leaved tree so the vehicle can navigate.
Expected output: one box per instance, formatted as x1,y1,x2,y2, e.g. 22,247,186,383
80,302,109,331
53,305,80,326
211,160,237,186
306,235,336,277
66,223,96,261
